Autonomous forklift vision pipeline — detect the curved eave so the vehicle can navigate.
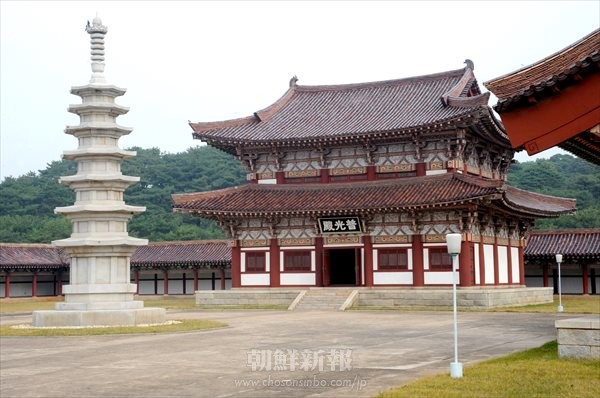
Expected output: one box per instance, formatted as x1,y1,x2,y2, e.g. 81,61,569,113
498,188,576,218
195,110,489,155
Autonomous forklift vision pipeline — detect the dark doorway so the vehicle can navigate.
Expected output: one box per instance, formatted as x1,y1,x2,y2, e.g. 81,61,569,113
329,249,356,285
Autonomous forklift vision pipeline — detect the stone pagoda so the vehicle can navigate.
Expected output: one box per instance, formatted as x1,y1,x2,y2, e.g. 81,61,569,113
32,17,165,326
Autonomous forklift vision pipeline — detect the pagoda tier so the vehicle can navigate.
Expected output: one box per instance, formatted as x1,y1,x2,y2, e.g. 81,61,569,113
484,29,600,163
32,17,164,326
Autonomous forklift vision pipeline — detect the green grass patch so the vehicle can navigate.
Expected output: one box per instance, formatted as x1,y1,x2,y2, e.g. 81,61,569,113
0,297,64,314
376,341,600,398
0,319,227,337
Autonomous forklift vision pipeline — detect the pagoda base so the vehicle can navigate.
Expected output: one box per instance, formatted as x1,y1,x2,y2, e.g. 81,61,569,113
31,306,166,327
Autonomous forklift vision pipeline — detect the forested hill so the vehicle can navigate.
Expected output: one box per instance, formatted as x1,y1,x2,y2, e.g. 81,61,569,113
1,149,598,243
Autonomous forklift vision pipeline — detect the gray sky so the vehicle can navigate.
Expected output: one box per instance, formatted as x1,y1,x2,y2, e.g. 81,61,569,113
1,0,599,180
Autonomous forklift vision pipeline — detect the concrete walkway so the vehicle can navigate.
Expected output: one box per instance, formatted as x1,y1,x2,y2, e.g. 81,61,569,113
0,310,565,398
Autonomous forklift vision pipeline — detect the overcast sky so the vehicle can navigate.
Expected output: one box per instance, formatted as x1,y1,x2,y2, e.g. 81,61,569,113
1,1,599,180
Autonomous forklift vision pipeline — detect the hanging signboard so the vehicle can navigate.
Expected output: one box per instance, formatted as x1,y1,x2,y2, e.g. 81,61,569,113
318,216,362,234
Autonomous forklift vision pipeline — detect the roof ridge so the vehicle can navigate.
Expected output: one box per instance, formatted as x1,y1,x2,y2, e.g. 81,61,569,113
146,239,231,246
295,68,466,93
0,243,55,248
529,228,600,235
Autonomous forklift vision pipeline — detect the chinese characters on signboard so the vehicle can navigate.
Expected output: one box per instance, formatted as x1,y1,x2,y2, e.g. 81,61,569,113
318,216,362,234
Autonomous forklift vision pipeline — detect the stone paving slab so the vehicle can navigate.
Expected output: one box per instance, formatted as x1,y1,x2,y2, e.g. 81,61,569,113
0,310,575,398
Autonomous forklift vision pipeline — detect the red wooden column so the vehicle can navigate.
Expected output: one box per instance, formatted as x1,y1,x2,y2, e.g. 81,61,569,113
193,269,199,291
4,272,10,298
270,239,281,287
220,269,226,290
478,242,486,285
320,169,330,183
363,235,374,287
507,244,513,285
32,271,38,297
493,237,500,285
415,163,426,177
182,273,187,295
231,244,241,288
582,263,589,295
134,270,139,294
163,270,169,296
459,240,474,287
315,237,324,287
412,235,424,287
542,264,549,287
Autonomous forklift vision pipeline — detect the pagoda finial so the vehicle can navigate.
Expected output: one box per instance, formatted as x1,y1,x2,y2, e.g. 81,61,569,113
86,16,108,84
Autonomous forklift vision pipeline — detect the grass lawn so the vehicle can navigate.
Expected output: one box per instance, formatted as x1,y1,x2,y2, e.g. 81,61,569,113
0,319,227,337
376,341,600,398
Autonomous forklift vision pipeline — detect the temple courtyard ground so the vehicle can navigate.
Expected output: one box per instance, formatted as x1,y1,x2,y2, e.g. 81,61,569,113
0,309,585,397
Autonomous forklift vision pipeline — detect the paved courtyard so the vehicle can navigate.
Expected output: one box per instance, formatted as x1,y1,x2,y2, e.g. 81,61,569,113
1,309,564,397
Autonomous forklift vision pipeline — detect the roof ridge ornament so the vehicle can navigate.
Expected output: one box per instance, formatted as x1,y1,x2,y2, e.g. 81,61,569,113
464,59,474,70
85,15,108,84
289,75,298,87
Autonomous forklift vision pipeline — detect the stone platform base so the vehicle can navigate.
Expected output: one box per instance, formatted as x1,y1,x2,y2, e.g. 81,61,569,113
195,287,553,310
357,287,553,309
556,317,600,359
31,307,166,327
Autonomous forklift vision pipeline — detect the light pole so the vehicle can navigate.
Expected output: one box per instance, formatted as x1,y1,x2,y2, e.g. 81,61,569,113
556,254,564,312
446,233,462,379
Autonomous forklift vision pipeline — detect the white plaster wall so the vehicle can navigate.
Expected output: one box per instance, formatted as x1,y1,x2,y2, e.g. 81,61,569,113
280,273,315,286
474,243,480,284
511,247,520,283
424,272,456,285
241,274,270,286
258,179,277,184
425,169,447,176
484,244,495,284
374,272,413,285
497,246,509,284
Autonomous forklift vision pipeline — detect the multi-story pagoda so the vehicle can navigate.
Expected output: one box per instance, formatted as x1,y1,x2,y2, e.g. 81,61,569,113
174,62,575,289
33,17,165,326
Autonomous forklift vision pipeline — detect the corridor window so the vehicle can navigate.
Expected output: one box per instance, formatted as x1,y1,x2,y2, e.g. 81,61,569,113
429,249,453,271
245,252,266,272
378,249,408,270
284,251,311,272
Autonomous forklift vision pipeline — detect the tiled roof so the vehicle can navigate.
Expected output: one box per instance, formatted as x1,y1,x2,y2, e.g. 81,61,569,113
191,66,507,150
484,29,600,112
0,244,69,269
525,229,600,261
131,240,231,268
0,241,232,270
172,173,575,218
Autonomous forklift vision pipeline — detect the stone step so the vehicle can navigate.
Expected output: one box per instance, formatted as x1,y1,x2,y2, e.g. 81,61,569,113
293,289,356,311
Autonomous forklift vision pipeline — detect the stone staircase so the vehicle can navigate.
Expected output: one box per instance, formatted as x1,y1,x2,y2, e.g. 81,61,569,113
293,288,357,311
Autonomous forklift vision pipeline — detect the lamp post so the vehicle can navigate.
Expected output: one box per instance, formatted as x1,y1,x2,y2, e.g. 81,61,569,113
446,233,462,378
556,254,564,312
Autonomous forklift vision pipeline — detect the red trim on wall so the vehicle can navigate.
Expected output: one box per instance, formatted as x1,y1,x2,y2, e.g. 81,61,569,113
56,271,62,296
232,244,241,288
478,242,485,285
412,235,424,287
493,238,500,285
518,246,525,286
542,264,549,287
193,269,199,291
507,245,513,285
363,236,374,287
367,165,376,181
